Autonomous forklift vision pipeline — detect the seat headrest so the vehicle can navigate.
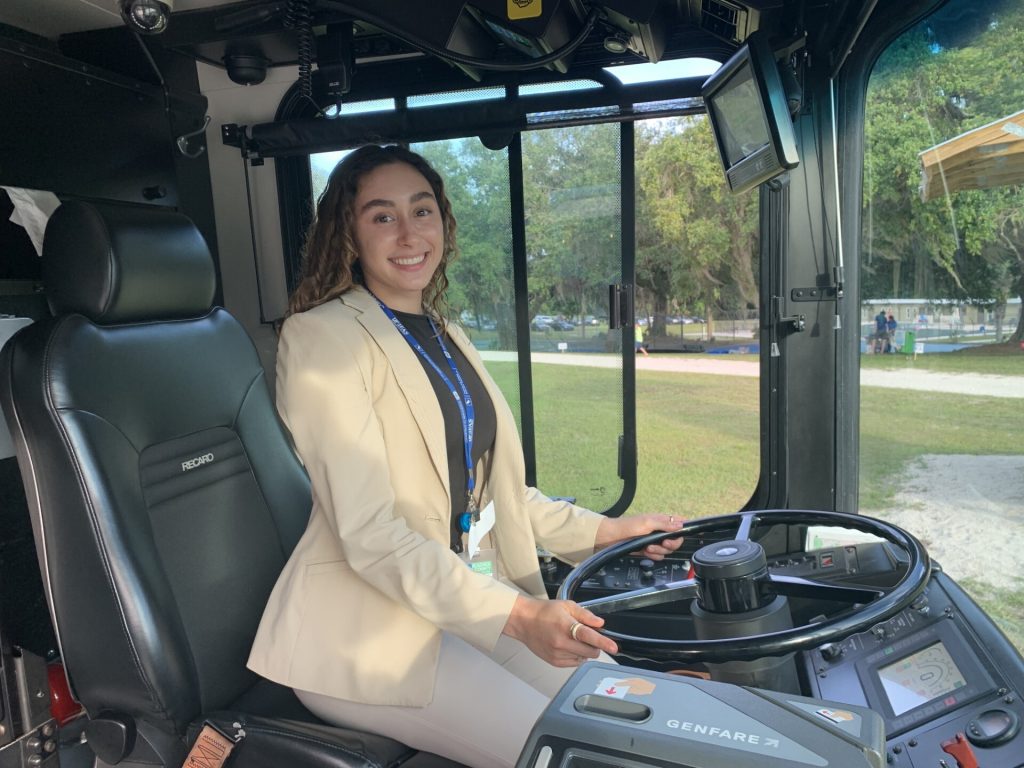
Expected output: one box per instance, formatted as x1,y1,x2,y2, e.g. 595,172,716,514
43,200,216,323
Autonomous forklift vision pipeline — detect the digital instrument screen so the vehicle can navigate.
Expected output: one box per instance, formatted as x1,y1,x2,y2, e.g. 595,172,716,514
877,641,968,716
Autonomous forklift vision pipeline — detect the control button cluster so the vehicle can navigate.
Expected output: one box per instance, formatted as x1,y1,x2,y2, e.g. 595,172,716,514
24,720,58,766
965,706,1019,747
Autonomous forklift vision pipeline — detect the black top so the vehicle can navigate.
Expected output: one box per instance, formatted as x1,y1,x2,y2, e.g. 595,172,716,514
393,310,497,551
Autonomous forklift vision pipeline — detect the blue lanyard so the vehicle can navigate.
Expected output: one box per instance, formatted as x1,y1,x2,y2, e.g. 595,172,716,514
371,295,479,532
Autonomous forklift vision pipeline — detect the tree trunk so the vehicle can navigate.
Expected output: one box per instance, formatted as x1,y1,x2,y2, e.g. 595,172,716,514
1011,291,1024,344
497,301,516,350
1009,268,1024,343
579,291,587,339
914,251,930,296
704,289,714,339
652,293,669,338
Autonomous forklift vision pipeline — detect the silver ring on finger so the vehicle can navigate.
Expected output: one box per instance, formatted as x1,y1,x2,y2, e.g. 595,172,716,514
569,621,583,642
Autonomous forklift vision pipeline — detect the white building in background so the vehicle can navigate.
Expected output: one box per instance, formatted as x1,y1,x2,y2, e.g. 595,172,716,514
861,297,1021,329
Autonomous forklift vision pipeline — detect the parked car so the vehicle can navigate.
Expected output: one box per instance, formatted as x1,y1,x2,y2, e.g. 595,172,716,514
531,314,555,331
550,319,575,331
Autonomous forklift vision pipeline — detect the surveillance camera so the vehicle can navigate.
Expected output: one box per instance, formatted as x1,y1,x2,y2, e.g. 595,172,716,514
119,0,174,35
224,51,270,84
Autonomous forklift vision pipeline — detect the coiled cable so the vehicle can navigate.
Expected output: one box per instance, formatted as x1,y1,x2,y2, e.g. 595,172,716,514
284,0,317,108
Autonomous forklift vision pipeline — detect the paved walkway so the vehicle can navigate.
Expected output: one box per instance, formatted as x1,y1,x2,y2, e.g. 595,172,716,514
859,368,1023,398
479,351,1024,398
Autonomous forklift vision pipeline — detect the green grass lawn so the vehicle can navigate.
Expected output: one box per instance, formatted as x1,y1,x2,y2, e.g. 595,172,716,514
859,387,1021,508
632,371,759,517
485,362,760,515
860,347,1024,375
959,578,1024,653
486,354,1021,514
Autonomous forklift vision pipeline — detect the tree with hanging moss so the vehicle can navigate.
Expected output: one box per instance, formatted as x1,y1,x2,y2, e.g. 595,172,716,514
637,116,759,338
864,2,1024,342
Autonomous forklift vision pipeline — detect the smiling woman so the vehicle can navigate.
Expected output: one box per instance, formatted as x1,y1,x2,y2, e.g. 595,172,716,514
287,145,458,319
3,1,1024,766
351,163,445,313
248,143,683,768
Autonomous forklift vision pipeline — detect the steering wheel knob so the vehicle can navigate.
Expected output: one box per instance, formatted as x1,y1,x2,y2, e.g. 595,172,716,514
693,539,772,614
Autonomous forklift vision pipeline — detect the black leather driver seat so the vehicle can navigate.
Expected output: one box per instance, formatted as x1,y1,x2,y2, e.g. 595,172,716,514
0,200,465,768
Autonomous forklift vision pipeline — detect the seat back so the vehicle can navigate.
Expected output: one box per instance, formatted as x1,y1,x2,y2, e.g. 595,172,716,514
0,201,311,742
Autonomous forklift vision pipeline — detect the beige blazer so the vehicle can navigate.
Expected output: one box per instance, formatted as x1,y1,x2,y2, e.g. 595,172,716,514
247,287,604,706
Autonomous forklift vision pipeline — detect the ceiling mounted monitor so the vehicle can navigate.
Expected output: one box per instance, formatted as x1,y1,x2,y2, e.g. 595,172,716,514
701,31,799,195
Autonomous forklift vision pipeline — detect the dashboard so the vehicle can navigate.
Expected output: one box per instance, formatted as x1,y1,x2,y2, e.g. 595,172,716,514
543,538,1024,768
804,574,1022,767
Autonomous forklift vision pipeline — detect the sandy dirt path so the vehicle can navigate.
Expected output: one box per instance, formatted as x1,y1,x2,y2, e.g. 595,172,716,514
863,455,1024,591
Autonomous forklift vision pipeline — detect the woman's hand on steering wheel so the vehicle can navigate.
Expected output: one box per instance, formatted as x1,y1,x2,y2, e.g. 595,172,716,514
594,513,686,560
502,595,619,666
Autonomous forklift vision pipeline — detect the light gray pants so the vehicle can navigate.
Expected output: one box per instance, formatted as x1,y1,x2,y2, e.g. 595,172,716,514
295,632,613,768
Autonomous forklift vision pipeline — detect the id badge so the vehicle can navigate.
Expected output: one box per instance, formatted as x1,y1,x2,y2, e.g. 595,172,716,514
461,501,498,578
464,547,500,579
466,501,495,558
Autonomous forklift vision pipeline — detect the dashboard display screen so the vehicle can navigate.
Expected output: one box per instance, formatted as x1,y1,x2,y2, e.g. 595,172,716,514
878,641,968,716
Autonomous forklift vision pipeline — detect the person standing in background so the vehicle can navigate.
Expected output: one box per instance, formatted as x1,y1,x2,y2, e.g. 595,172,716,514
635,321,649,356
873,308,888,353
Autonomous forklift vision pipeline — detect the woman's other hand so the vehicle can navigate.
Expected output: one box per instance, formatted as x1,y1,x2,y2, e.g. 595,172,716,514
594,513,685,560
502,595,618,667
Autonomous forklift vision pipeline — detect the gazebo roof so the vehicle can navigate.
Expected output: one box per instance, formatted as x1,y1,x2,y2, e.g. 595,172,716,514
918,109,1024,202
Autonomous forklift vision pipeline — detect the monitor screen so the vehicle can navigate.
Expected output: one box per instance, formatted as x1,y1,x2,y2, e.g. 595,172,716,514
701,31,799,195
707,61,771,168
877,641,968,716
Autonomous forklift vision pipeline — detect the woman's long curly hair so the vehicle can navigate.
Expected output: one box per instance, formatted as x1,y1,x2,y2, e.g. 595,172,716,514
288,144,458,322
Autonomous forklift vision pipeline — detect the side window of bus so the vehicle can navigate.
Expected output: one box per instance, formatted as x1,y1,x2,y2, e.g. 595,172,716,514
633,114,761,519
861,0,1024,650
520,124,626,513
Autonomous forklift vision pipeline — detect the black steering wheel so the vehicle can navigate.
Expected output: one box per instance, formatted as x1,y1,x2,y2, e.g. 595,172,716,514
557,509,931,662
